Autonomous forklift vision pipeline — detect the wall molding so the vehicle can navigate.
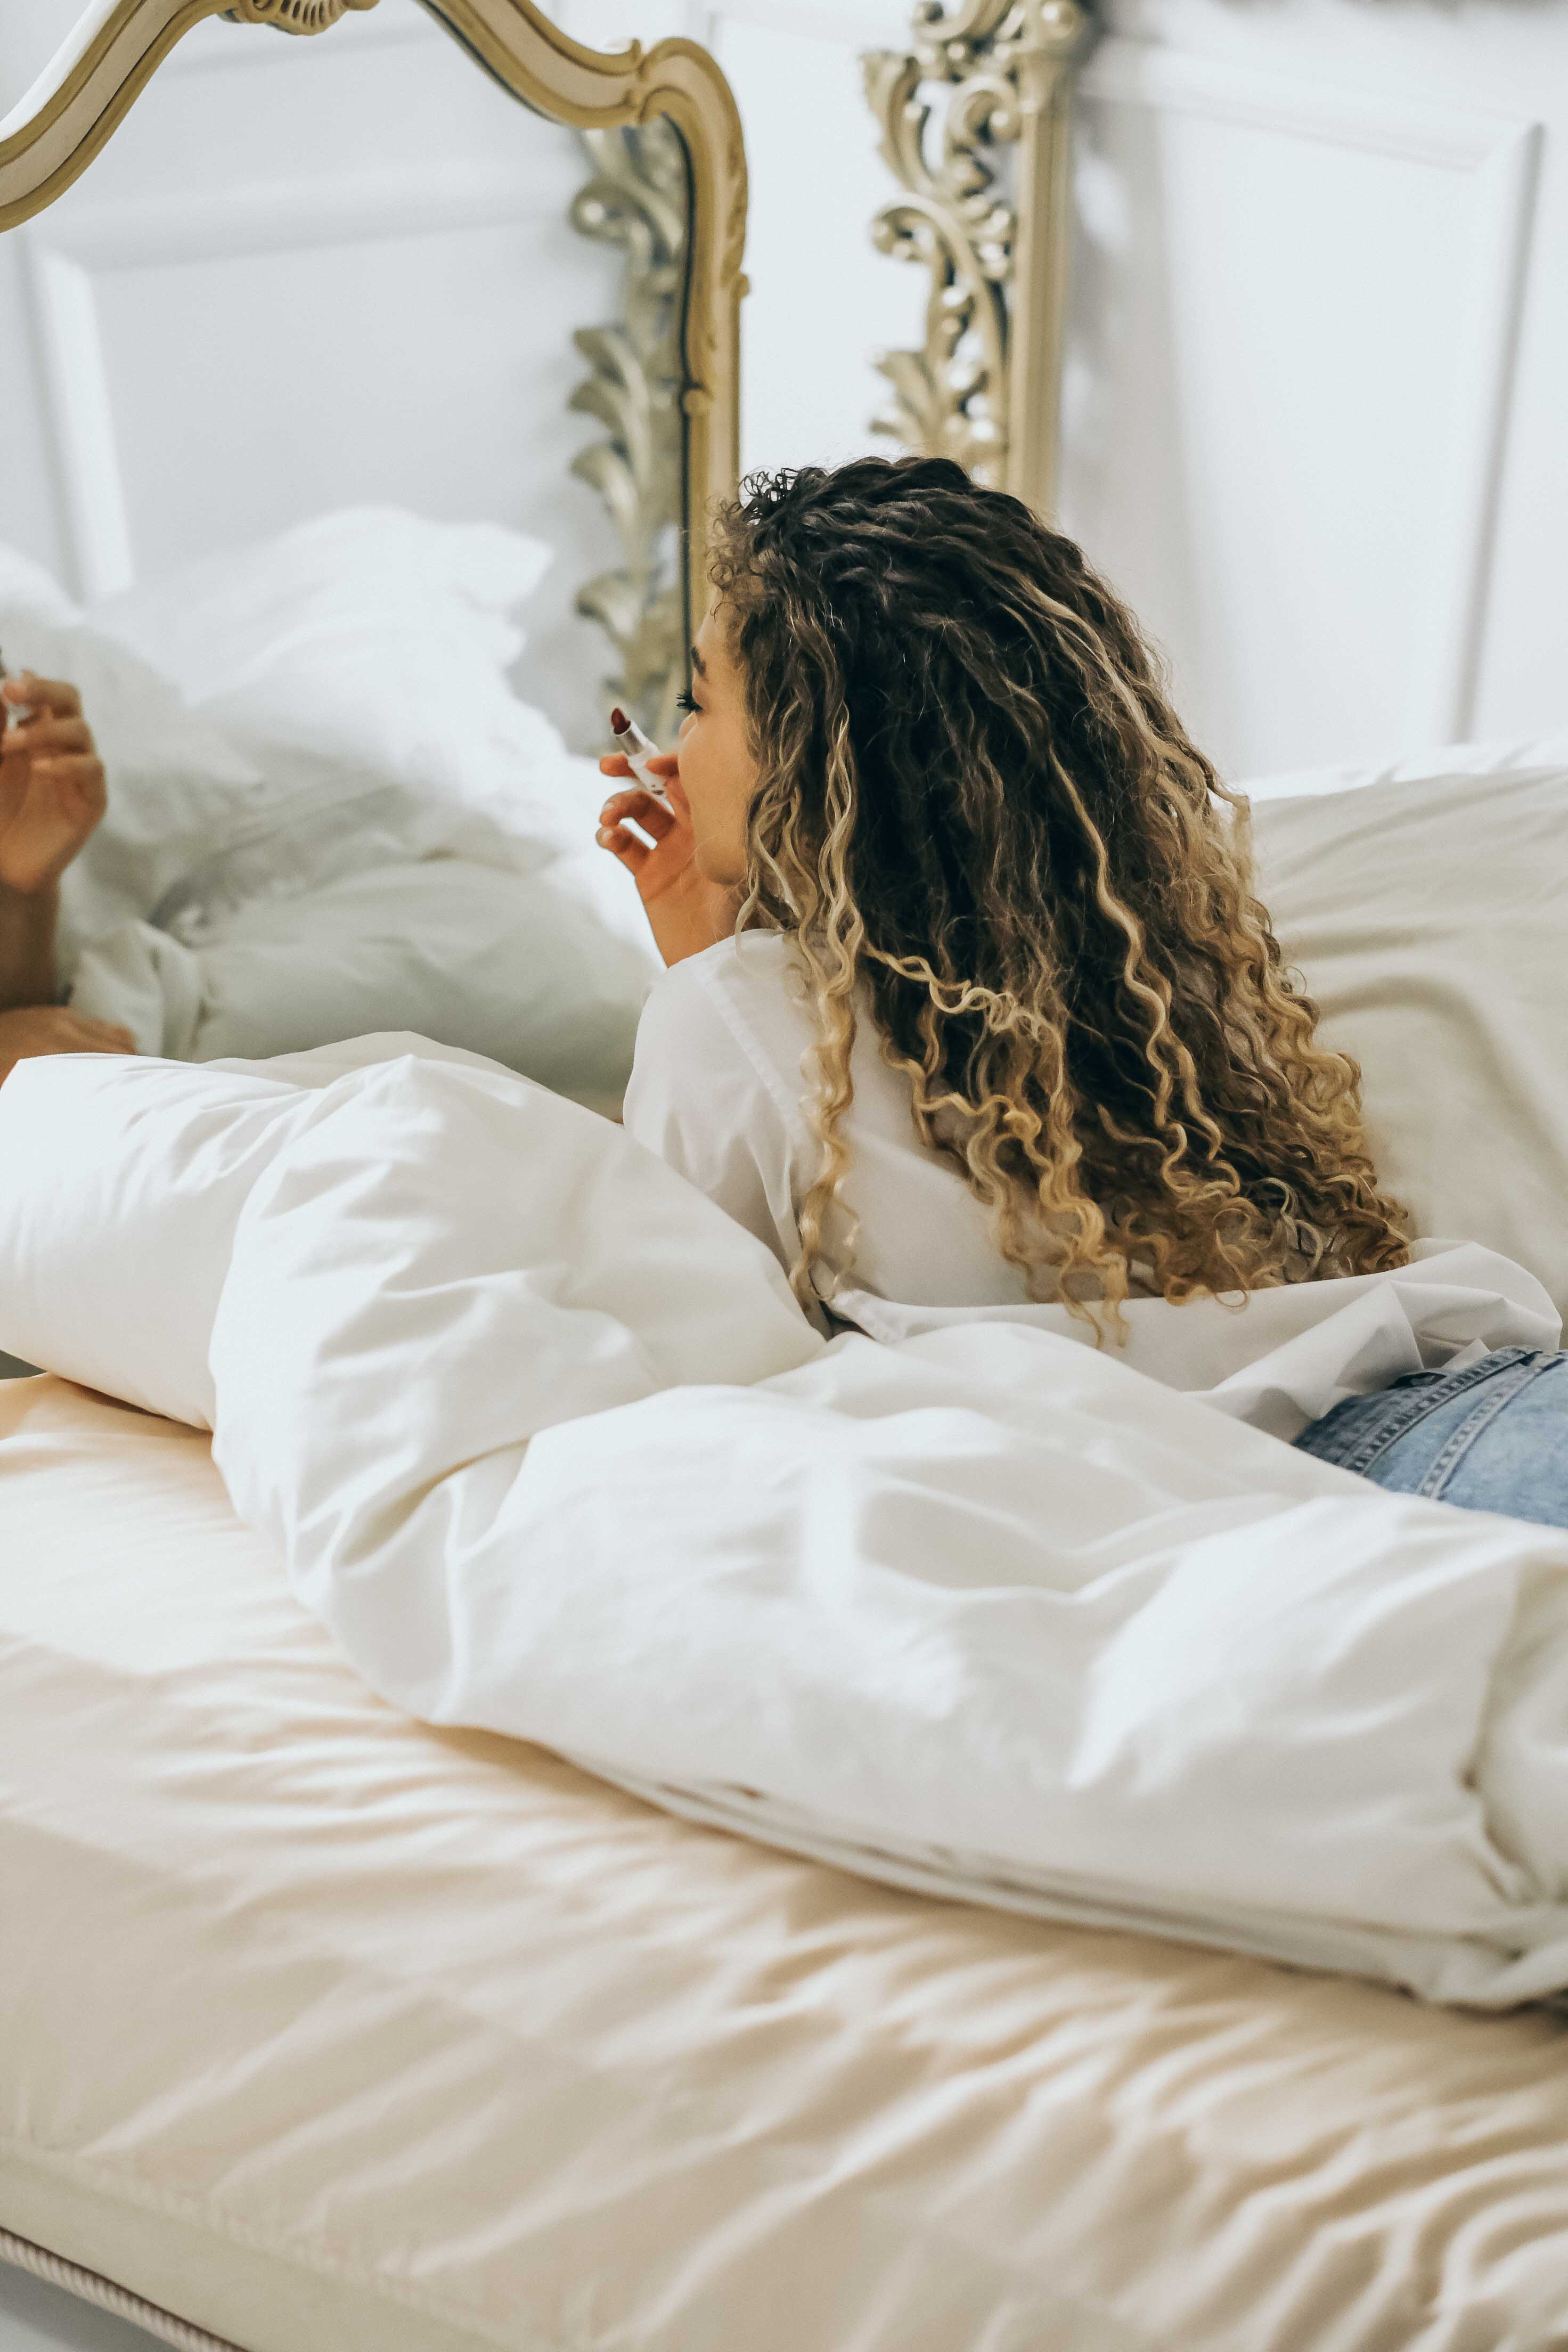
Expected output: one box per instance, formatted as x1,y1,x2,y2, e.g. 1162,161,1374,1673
1077,37,1542,745
23,241,135,599
32,149,568,266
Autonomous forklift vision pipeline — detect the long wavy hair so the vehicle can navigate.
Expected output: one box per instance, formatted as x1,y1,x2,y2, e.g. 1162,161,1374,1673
710,456,1409,1329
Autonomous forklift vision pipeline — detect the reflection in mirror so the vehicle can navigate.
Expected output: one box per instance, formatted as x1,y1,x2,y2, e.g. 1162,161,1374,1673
0,1,96,117
569,117,688,747
0,0,706,1128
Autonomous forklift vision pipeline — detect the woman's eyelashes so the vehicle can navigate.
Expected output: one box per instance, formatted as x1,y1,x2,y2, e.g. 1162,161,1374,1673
675,690,700,715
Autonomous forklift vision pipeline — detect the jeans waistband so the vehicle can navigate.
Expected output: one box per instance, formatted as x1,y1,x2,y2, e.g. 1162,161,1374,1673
1295,1348,1547,1478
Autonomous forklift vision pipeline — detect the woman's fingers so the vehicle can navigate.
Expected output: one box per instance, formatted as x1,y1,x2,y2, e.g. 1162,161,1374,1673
26,766,105,832
2,674,81,718
598,786,677,840
0,1006,137,1065
595,823,651,873
29,753,107,812
63,1014,135,1052
50,1013,136,1052
10,714,94,757
598,749,679,780
661,769,691,824
85,1020,137,1052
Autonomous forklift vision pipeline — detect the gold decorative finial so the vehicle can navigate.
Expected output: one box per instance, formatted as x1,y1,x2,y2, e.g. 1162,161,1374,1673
219,0,379,28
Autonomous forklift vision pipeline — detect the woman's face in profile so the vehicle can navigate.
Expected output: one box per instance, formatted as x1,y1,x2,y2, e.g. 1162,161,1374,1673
676,606,757,889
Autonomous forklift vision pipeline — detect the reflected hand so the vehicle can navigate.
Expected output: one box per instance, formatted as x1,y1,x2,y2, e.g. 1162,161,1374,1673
0,1005,136,1088
0,674,108,897
597,751,733,967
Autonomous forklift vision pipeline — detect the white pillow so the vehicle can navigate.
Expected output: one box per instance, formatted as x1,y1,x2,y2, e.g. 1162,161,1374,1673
194,859,651,1109
1239,731,1568,803
95,508,589,861
72,858,652,1109
1251,763,1568,1316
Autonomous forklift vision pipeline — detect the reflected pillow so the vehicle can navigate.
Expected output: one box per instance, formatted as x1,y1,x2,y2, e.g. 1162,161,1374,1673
190,858,650,1112
95,508,590,860
67,856,652,1112
1251,762,1568,1316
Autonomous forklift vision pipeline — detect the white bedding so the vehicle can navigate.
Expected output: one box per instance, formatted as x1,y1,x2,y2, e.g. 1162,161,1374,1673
67,859,650,1110
1250,764,1568,1321
16,1371,1568,2352
0,517,657,1095
4,1037,1568,2010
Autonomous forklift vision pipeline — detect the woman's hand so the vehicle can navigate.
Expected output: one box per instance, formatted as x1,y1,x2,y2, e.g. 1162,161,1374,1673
0,674,108,897
597,750,736,968
0,1005,136,1088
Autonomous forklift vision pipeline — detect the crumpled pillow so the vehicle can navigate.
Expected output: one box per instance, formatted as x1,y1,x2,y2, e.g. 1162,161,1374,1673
94,507,593,861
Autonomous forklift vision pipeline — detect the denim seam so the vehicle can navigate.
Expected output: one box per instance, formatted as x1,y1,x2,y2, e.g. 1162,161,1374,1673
1306,1349,1536,1477
1416,1352,1564,1499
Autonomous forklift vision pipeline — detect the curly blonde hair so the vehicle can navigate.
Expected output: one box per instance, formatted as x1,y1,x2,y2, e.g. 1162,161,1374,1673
710,456,1408,1330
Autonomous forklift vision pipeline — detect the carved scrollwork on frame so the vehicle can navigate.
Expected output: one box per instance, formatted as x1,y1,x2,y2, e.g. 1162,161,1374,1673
863,0,1090,515
568,123,688,744
219,0,379,30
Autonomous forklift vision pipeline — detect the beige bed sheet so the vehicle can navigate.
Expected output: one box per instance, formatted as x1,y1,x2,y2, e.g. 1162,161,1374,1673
4,1374,1568,2352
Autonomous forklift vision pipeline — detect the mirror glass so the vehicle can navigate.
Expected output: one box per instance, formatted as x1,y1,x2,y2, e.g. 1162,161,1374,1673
0,0,689,1115
1,1,92,113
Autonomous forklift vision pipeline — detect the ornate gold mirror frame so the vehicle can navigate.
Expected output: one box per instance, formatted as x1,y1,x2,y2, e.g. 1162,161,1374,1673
864,0,1089,518
569,119,690,741
0,0,746,655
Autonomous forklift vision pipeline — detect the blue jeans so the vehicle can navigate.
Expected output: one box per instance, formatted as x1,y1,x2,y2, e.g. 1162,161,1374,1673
1293,1348,1568,1531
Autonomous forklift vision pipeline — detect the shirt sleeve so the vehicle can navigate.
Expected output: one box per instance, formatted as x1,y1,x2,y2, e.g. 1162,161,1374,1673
621,953,803,1287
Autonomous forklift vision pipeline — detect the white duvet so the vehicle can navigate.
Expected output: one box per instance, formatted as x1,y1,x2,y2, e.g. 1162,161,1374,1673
4,1039,1568,2010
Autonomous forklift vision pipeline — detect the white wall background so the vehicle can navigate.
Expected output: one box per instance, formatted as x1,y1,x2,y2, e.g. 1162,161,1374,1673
1058,0,1567,781
3,0,1566,776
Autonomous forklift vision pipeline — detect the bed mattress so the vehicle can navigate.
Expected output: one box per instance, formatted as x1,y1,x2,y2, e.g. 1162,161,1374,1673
5,1371,1568,2352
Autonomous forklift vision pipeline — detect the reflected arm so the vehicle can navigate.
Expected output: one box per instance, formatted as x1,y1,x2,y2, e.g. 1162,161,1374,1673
0,883,58,1013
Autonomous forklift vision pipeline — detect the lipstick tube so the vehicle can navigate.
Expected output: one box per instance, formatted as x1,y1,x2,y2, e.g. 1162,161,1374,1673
609,705,668,803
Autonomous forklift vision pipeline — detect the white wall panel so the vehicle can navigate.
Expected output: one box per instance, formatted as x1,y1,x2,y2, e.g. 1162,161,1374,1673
1057,0,1566,778
1060,39,1540,777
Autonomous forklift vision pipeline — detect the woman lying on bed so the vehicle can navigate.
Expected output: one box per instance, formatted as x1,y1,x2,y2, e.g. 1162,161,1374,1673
0,671,135,1083
598,454,1567,1531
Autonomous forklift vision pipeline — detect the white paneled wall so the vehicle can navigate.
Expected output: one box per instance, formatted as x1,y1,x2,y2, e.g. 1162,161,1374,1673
1059,0,1565,779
